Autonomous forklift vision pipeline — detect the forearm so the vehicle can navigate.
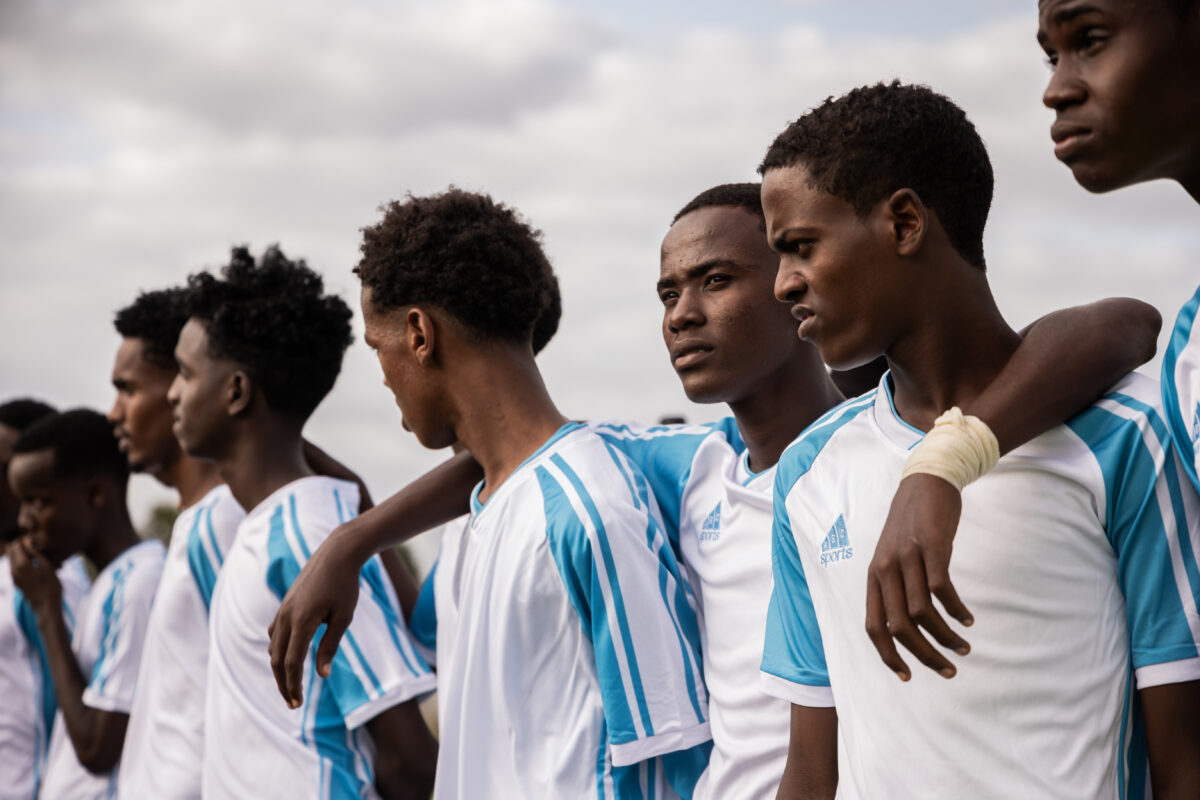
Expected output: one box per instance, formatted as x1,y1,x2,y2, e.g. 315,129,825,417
968,298,1160,454
33,603,111,769
777,706,838,800
303,439,375,511
379,548,421,619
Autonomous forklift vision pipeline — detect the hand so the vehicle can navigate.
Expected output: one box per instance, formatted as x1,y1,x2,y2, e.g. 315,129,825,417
7,538,62,615
268,526,364,708
865,474,972,681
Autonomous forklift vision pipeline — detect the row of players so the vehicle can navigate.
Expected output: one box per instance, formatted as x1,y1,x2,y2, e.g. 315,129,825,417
2,2,1199,797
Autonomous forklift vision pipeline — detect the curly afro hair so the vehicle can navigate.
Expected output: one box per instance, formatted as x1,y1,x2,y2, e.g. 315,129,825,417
355,188,560,348
114,286,191,370
0,398,57,433
759,81,993,270
186,246,353,421
672,183,765,230
530,278,561,356
14,409,129,486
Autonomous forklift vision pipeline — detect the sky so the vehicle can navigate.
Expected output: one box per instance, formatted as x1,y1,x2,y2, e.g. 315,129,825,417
2,0,1198,566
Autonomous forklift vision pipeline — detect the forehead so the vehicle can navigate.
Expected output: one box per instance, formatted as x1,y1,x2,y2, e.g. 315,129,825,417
761,165,859,235
8,448,57,492
359,286,405,341
176,318,211,358
661,206,773,273
113,337,172,378
0,424,17,466
1038,0,1125,27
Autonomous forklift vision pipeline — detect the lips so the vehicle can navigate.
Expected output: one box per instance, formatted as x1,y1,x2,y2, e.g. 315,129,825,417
790,305,815,336
671,341,715,369
1050,120,1092,160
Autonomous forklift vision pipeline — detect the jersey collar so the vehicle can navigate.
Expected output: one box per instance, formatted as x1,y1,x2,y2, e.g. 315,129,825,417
872,371,926,452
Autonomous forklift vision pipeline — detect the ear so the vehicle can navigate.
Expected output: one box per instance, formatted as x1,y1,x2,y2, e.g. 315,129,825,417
405,308,438,368
226,370,253,417
87,478,108,511
882,188,927,258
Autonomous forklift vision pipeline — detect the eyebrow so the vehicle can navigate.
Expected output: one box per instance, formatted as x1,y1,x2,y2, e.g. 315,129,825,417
656,258,747,292
770,227,819,252
1041,1,1104,32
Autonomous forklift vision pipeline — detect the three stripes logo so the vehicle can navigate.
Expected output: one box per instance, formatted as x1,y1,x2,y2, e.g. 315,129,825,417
700,502,722,542
820,514,853,567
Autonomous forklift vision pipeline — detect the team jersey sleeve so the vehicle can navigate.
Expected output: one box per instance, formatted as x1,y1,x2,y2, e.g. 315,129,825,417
535,449,711,771
1162,283,1200,495
1067,385,1200,689
81,556,162,713
408,559,438,667
759,462,835,707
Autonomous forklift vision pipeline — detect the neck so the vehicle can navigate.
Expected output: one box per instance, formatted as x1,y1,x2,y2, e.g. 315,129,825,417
159,450,223,509
451,349,568,503
84,510,141,573
887,261,1022,432
727,349,844,472
215,416,313,513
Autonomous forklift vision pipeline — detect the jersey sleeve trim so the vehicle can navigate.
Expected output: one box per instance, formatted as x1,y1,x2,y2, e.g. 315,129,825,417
758,672,834,707
608,720,712,768
1134,655,1200,690
341,673,438,730
80,688,134,714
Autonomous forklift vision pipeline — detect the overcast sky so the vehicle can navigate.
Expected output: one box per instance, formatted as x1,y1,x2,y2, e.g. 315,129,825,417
3,0,1198,562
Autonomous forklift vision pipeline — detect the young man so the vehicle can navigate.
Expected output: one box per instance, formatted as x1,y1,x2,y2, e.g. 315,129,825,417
759,82,1200,798
167,246,437,799
0,399,90,800
354,188,711,798
867,0,1200,682
106,287,246,799
6,409,165,800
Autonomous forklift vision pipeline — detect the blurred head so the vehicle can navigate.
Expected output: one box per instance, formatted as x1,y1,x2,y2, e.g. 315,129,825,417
9,409,130,567
760,82,993,369
659,182,817,404
1038,0,1200,193
0,399,56,544
109,287,190,479
167,246,353,460
355,188,559,449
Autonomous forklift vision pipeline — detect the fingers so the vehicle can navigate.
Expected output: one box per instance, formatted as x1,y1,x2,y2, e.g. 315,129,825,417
899,554,969,659
315,610,352,681
926,554,973,627
880,559,958,679
865,573,910,681
268,611,293,705
283,614,318,709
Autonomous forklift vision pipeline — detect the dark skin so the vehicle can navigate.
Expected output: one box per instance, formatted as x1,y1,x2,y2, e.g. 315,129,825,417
869,0,1199,682
0,422,22,542
6,448,142,775
775,707,837,800
168,318,436,798
765,161,1200,798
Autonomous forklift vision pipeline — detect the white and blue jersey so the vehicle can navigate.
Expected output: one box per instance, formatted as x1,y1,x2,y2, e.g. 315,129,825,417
0,556,88,800
1162,282,1200,495
118,484,245,799
593,419,804,800
408,516,467,673
202,476,435,800
434,422,711,800
762,373,1200,800
40,540,166,800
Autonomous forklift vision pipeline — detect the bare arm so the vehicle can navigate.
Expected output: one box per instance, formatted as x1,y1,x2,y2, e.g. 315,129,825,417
303,438,375,512
776,705,838,800
269,450,481,707
10,541,128,773
365,699,438,800
866,298,1162,680
1141,680,1200,799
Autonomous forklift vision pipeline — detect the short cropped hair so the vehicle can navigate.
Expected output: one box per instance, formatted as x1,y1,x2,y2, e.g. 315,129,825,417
13,409,129,485
672,183,765,230
114,287,191,369
759,81,993,269
0,399,57,433
356,188,560,347
186,246,353,421
531,280,561,356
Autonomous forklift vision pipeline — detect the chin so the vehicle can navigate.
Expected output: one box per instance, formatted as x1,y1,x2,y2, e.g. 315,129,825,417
1066,157,1141,195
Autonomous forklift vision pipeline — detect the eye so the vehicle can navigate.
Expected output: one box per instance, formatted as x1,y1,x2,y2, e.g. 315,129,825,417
1073,26,1109,54
703,274,730,289
659,289,679,305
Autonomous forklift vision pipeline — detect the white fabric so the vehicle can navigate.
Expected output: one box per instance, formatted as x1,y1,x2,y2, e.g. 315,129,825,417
118,484,244,799
202,476,435,800
40,540,165,800
434,423,711,800
762,374,1200,800
1162,281,1200,495
0,556,88,800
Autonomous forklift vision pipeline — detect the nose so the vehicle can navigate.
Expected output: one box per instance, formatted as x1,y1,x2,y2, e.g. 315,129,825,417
107,395,124,425
774,256,807,303
1042,61,1085,112
666,289,705,334
166,374,182,407
16,504,35,535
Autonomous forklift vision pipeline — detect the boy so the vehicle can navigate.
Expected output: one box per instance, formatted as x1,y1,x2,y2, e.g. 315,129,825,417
759,82,1200,798
7,409,164,799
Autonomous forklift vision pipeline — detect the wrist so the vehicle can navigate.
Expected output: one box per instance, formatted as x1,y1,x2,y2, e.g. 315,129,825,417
900,407,1000,492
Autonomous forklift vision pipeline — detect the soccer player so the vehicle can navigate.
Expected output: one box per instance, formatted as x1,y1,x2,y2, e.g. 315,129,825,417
759,82,1200,798
0,399,90,800
866,0,1200,686
6,409,165,800
168,246,437,799
106,287,246,798
354,188,711,798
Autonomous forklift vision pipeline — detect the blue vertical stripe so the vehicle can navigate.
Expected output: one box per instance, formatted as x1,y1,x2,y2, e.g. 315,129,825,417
1161,283,1200,494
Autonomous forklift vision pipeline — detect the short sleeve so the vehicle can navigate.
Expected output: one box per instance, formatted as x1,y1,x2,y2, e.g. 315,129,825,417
326,556,436,730
759,468,834,707
535,452,711,770
1068,391,1200,689
1162,283,1200,495
82,559,161,713
408,559,438,667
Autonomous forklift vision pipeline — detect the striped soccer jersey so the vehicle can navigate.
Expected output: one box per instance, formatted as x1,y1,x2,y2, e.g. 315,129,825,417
202,476,435,800
593,419,807,800
0,556,88,800
118,484,245,799
409,516,467,670
1163,282,1200,495
762,373,1200,799
39,539,166,800
433,422,712,800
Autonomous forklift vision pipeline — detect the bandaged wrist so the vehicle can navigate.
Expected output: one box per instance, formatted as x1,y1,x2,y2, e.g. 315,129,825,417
899,407,999,492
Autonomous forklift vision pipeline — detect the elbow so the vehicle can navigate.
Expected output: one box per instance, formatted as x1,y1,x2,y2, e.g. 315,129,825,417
1114,298,1162,364
1132,301,1163,363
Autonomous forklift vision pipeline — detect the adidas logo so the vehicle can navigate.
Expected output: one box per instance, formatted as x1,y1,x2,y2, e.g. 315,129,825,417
700,502,721,542
820,514,853,567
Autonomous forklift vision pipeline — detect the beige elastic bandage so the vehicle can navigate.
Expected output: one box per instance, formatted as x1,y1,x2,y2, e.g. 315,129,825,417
899,407,1000,492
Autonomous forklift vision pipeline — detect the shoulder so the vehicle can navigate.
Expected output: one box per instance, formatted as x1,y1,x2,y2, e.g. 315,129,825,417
205,485,247,544
1066,372,1171,454
775,391,878,495
532,429,655,528
272,476,359,553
